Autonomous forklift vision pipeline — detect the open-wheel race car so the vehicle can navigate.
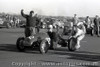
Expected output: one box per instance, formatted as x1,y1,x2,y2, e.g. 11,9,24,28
55,35,78,51
16,32,51,54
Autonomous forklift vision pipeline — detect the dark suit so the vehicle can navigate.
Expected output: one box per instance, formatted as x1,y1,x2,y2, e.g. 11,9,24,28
94,18,100,36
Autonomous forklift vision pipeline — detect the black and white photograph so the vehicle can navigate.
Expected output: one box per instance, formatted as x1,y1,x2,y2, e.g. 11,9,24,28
0,0,100,67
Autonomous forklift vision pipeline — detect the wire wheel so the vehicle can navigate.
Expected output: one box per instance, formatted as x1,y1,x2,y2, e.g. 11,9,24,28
39,40,49,54
16,37,25,51
68,37,77,51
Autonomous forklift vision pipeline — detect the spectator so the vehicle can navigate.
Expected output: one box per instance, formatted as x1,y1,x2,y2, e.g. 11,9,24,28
5,15,12,28
13,16,17,28
94,15,100,37
16,18,20,27
71,14,79,36
10,19,14,27
72,14,79,25
35,14,41,33
21,9,39,37
85,16,91,28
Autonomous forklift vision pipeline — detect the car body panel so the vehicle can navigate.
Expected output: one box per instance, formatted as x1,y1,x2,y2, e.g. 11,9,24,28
23,33,50,46
0,18,9,28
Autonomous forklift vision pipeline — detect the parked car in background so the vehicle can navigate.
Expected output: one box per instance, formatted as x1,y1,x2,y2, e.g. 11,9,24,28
0,18,10,28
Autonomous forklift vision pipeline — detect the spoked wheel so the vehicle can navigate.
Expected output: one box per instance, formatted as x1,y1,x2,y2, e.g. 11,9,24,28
68,37,77,51
16,37,25,51
39,39,49,54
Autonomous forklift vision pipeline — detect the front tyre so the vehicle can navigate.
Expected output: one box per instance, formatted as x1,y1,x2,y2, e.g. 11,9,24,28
39,39,49,54
16,37,25,51
68,37,77,51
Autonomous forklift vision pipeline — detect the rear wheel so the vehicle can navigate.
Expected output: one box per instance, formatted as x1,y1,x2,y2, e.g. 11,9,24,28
16,37,25,51
68,37,77,51
39,39,49,54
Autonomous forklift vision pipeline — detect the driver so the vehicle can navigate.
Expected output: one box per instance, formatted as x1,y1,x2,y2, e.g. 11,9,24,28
72,22,86,49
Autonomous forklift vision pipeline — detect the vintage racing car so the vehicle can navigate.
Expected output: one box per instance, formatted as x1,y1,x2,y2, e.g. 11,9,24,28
16,32,51,54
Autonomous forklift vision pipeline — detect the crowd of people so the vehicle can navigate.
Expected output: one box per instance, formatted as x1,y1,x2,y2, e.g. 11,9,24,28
83,15,100,37
5,15,21,28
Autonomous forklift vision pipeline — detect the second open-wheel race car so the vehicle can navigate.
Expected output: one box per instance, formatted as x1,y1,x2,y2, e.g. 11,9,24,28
57,30,78,51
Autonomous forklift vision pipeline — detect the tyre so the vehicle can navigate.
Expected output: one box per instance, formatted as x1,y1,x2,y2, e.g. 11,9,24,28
16,37,25,51
39,39,49,54
68,37,77,51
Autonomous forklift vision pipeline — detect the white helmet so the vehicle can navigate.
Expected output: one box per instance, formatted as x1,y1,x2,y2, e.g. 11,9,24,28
76,22,84,29
48,25,53,29
77,22,83,26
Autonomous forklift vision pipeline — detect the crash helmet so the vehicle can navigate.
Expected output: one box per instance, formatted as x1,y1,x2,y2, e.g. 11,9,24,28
77,22,83,26
48,25,53,29
77,22,84,29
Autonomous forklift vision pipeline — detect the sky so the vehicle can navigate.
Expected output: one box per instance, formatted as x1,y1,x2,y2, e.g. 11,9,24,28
0,0,100,17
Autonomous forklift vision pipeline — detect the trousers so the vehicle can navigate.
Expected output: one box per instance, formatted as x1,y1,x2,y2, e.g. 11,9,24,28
25,27,36,37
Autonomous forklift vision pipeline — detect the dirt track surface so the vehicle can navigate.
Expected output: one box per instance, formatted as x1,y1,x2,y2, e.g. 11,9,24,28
0,28,100,67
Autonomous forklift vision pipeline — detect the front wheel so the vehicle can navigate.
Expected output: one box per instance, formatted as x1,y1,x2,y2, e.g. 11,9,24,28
16,37,25,51
39,39,49,54
68,37,77,51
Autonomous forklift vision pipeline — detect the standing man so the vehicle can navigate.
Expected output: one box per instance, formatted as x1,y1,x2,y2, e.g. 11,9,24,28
21,9,39,37
16,18,20,28
94,15,100,37
71,14,79,36
72,14,79,25
13,16,17,28
85,16,94,35
85,16,91,28
35,14,41,33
